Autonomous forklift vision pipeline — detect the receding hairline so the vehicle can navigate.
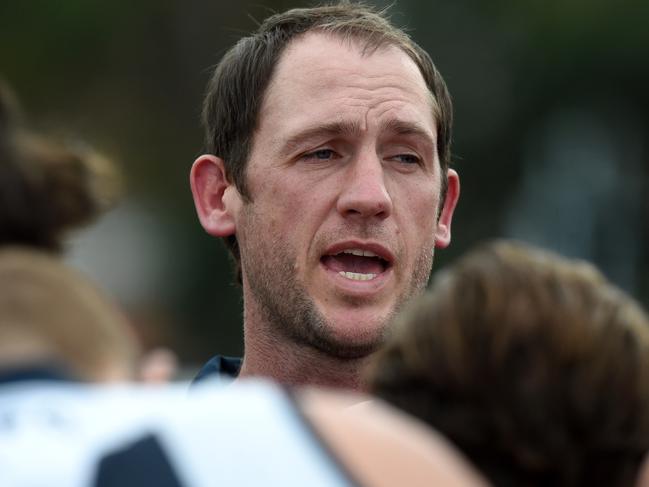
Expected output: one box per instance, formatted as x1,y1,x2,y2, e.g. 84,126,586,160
267,29,439,109
258,30,440,159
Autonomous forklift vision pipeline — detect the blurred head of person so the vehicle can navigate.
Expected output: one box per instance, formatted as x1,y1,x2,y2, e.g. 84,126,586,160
368,240,649,486
0,80,137,382
0,79,121,253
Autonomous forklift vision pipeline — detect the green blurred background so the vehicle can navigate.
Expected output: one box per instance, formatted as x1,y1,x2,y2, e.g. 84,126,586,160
2,0,648,367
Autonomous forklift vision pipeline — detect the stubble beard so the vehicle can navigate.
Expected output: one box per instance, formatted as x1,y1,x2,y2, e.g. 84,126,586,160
240,215,435,361
244,239,379,359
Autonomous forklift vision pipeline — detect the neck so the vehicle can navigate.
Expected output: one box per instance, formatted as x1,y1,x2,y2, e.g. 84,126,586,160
237,281,377,390
238,336,370,390
238,295,371,390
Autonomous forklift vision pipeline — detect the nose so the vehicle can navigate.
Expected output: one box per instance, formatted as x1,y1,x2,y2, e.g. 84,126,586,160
336,152,393,220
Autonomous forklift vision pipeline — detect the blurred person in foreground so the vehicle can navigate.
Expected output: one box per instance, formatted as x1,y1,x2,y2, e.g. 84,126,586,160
0,261,486,483
0,81,486,487
0,250,485,487
190,2,460,387
368,240,649,486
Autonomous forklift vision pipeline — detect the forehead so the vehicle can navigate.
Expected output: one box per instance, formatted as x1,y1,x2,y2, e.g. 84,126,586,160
259,31,436,133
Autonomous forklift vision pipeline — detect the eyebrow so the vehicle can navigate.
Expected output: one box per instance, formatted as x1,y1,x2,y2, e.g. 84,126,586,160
379,119,436,150
279,118,436,157
280,120,363,157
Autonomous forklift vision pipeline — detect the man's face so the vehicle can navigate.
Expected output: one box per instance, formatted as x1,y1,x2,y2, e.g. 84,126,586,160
233,32,458,358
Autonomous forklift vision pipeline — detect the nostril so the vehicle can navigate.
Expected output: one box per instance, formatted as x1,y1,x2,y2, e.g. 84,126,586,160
337,188,393,218
342,205,387,218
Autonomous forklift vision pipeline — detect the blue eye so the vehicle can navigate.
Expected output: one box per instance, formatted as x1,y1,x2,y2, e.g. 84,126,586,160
304,149,335,160
394,154,420,164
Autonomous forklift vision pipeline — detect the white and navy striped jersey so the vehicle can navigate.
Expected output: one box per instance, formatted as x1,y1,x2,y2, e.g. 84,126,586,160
0,377,358,487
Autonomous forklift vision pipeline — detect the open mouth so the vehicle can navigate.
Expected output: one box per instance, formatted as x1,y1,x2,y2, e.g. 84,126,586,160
321,248,391,281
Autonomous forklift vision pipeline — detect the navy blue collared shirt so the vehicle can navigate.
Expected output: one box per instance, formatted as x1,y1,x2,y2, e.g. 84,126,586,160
191,355,242,385
0,365,72,385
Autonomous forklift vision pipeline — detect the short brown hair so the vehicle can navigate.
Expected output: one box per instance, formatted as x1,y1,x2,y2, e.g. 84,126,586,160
202,2,452,281
368,240,649,486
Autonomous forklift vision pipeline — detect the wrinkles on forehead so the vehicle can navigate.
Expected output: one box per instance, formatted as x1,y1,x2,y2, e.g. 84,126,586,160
247,32,440,177
260,31,439,131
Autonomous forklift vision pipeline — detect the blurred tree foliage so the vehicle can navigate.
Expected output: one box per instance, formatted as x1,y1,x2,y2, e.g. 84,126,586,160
2,0,647,363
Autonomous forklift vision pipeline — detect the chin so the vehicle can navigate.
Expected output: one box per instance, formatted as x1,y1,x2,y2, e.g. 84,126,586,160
316,315,390,357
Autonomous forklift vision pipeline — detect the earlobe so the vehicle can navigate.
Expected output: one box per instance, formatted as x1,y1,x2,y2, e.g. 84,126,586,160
434,169,460,249
190,155,239,237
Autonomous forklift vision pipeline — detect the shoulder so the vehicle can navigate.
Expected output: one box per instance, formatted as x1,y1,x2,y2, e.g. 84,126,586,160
297,388,490,487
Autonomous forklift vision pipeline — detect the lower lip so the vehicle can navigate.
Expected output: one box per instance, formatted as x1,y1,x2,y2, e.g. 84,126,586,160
320,262,392,296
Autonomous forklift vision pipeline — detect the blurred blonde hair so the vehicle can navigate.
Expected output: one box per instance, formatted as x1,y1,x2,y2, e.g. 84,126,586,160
0,247,138,381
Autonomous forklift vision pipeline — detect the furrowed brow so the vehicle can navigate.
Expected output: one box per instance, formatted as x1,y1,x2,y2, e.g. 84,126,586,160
280,121,362,157
380,119,436,150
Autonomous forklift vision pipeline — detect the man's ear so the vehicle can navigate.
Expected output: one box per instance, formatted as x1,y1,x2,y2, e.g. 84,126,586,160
190,155,240,237
434,168,460,249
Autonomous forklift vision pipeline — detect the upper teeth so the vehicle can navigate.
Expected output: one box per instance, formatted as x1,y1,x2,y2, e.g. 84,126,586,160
339,249,378,258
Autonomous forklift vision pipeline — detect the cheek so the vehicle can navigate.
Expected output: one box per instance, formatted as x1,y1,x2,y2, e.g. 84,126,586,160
268,177,333,225
412,191,438,217
244,189,309,248
397,178,439,218
399,185,440,243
